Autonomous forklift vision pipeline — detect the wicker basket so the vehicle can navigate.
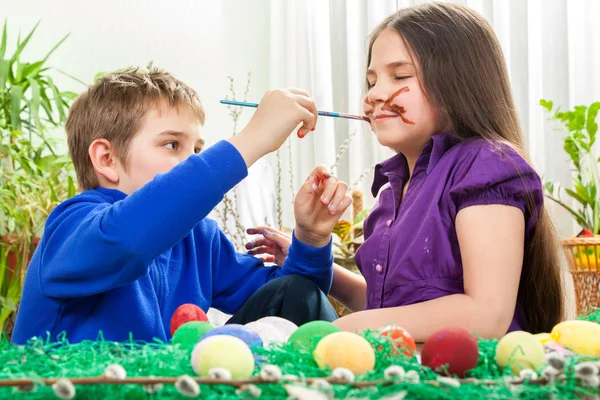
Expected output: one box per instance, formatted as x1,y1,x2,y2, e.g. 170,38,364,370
561,237,600,315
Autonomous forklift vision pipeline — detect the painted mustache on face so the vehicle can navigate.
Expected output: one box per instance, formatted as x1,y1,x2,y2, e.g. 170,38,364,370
364,86,415,125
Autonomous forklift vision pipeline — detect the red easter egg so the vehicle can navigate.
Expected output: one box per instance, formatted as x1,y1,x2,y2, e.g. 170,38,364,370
170,304,208,336
380,325,417,357
420,327,479,378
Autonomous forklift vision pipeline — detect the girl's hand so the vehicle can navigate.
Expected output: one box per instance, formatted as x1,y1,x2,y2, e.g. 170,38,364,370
294,165,353,248
245,226,291,266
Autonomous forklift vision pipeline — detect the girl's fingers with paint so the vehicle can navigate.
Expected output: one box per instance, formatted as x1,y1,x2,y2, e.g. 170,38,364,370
319,176,349,215
294,166,352,248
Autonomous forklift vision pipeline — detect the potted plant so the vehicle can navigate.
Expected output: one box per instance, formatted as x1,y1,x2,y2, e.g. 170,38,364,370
0,21,79,338
541,99,600,315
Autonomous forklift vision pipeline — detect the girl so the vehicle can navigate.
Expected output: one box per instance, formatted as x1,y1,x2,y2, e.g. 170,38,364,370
247,2,564,341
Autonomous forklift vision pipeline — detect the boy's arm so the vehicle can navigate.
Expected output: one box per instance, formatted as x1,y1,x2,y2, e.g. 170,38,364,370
210,228,333,315
41,141,248,298
42,88,321,299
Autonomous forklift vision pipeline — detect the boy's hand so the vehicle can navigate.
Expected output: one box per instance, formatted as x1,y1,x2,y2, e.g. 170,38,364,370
229,88,318,167
294,165,352,248
245,227,291,266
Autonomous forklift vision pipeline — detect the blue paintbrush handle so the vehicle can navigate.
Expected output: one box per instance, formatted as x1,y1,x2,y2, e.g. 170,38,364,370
220,100,368,122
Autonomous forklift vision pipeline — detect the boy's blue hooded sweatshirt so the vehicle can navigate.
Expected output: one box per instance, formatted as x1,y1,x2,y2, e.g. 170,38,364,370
12,141,333,344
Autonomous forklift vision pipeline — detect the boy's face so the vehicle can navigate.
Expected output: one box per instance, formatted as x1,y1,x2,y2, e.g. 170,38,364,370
115,103,204,195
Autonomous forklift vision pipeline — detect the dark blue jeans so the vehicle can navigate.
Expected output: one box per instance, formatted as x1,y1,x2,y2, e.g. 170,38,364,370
227,275,338,326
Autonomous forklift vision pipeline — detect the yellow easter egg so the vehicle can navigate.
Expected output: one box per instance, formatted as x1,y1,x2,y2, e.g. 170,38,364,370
574,249,582,268
495,331,545,375
587,247,597,270
578,246,589,269
191,335,255,378
313,332,375,375
551,320,600,357
533,332,552,345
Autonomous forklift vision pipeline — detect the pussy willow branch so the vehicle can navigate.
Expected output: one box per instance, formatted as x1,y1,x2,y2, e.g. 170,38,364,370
0,374,572,389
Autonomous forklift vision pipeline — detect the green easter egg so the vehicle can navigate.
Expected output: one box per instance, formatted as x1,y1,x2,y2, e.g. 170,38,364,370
288,320,341,353
171,321,214,350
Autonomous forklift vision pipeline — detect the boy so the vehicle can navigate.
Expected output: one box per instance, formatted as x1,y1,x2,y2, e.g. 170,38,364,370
12,68,352,344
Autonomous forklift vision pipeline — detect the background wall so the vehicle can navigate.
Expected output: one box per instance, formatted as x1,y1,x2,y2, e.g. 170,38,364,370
4,0,600,320
2,0,271,149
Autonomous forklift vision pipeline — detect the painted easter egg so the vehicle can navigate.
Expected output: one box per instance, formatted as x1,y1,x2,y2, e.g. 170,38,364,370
201,324,263,349
313,332,375,375
288,321,341,354
170,304,208,336
191,335,254,378
587,246,597,270
245,320,288,349
577,246,590,270
380,325,417,357
171,321,214,350
421,327,479,378
255,316,298,340
495,331,545,375
550,320,600,357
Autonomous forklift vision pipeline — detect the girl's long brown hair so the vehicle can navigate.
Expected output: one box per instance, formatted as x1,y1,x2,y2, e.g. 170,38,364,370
367,2,564,333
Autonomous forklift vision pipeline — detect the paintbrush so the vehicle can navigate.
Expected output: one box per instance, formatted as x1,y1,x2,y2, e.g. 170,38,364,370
220,100,369,122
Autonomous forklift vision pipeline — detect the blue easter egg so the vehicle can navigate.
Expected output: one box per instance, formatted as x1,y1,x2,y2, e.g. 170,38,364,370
200,324,263,349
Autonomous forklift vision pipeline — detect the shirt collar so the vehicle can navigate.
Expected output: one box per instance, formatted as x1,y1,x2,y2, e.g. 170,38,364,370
371,131,459,197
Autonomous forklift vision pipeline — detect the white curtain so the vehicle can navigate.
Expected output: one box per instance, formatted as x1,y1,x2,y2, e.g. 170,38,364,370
262,0,600,242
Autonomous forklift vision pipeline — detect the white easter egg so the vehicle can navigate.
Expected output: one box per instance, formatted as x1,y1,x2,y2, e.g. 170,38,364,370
245,321,287,348
256,316,298,340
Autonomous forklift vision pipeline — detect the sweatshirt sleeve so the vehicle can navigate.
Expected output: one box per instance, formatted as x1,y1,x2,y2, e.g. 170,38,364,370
40,140,248,298
210,229,334,314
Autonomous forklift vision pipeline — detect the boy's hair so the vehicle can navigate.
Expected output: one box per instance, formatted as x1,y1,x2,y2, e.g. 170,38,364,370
367,2,564,333
66,67,205,190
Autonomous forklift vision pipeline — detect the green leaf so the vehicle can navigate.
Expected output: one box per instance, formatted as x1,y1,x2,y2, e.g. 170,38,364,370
0,249,7,296
9,85,22,131
545,194,590,230
353,208,371,225
41,33,70,65
94,71,110,81
48,180,58,202
7,218,15,233
27,77,41,129
9,20,40,70
67,176,75,198
574,182,594,203
61,91,78,101
0,19,7,60
0,59,9,93
587,102,600,138
543,180,555,194
540,99,553,112
20,61,44,80
564,188,587,206
46,76,65,122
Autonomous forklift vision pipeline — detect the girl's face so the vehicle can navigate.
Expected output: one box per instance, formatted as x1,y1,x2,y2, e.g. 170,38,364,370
364,29,444,158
